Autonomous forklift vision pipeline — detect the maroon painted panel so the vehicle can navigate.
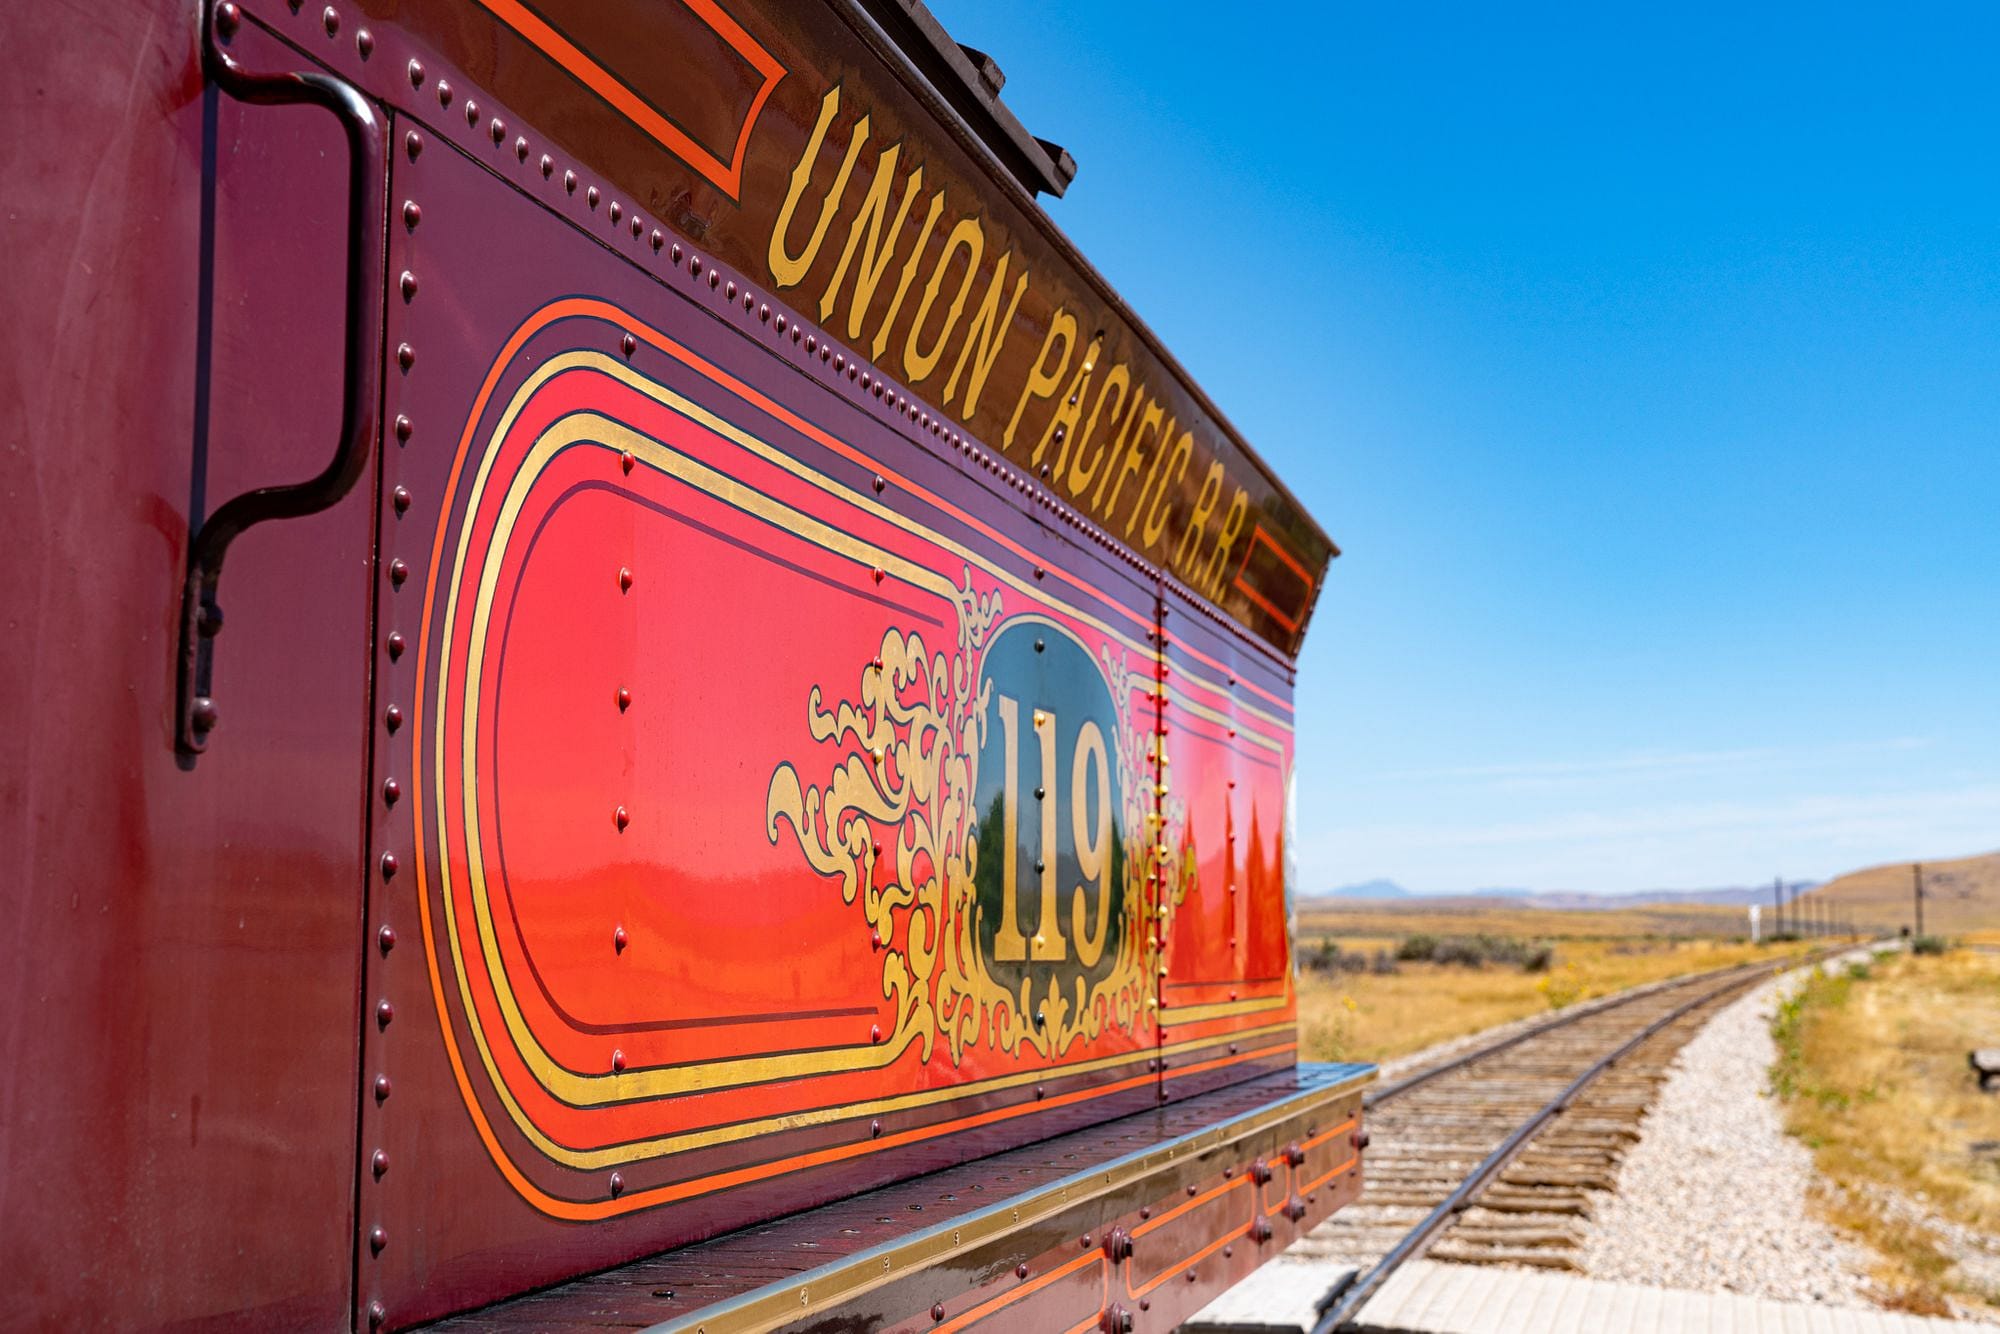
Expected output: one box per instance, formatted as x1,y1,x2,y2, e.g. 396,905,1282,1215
0,13,372,1328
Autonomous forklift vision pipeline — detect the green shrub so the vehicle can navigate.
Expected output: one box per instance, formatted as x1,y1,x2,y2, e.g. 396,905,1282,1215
1910,934,1949,956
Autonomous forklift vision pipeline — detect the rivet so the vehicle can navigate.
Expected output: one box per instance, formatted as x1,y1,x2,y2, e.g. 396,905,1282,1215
1140,1300,1151,1313
368,1301,386,1328
489,118,504,144
616,686,632,712
1186,1269,1197,1283
708,270,720,290
613,925,628,952
1033,566,1045,580
564,170,576,195
386,632,405,661
190,697,219,735
614,805,630,831
758,303,770,322
394,414,412,443
775,313,787,333
401,201,421,230
321,6,338,36
384,703,402,732
871,567,884,584
931,1303,944,1323
611,1048,626,1072
1080,1234,1092,1249
873,474,886,493
689,255,703,276
405,130,422,160
515,136,529,162
609,201,622,223
540,154,553,178
215,2,241,36
407,58,425,86
380,852,398,880
1223,1245,1233,1259
378,925,396,954
373,1074,391,1102
382,777,400,806
388,558,408,587
630,217,643,238
376,999,394,1029
869,1024,881,1043
651,229,663,251
1140,1206,1151,1219
587,186,599,209
371,1149,389,1179
1186,1184,1198,1197
463,101,477,125
355,28,372,58
436,79,452,106
621,333,637,358
396,342,414,372
392,486,411,515
1034,638,1044,653
399,270,417,301
370,1226,387,1254
725,280,737,301
618,566,633,592
609,1171,625,1197
1015,1263,1028,1279
671,243,684,265
871,1119,883,1138
1034,1084,1045,1100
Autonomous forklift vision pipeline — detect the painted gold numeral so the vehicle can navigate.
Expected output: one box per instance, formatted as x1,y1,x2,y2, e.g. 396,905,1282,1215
993,696,1114,966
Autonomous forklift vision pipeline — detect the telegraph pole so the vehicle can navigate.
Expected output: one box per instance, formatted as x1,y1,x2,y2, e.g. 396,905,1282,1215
1773,876,1784,938
1913,861,1925,939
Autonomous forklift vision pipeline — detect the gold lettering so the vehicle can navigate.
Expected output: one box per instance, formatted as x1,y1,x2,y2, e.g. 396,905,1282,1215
769,88,867,290
1004,308,1077,450
1091,387,1148,511
819,146,923,336
902,215,984,383
1069,720,1111,968
1173,461,1226,568
994,694,1025,962
1142,429,1193,546
1032,336,1102,472
1066,363,1129,498
1203,487,1250,598
871,188,944,360
1030,706,1067,961
1110,401,1165,533
943,252,1029,418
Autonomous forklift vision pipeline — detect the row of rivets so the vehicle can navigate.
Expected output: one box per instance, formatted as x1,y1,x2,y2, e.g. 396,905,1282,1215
271,0,1310,705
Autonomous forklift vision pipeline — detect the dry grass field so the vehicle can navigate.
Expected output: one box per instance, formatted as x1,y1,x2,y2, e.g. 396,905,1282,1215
1773,946,2000,1316
1794,849,2000,937
1293,903,1811,1063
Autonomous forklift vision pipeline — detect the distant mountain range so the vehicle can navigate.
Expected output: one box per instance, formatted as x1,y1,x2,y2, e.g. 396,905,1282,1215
1316,879,1820,911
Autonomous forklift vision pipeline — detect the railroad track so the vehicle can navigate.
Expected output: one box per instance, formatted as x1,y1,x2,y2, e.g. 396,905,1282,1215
1291,950,1845,1332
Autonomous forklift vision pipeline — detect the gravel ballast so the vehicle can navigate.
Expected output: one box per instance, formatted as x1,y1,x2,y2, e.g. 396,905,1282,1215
1578,959,1879,1305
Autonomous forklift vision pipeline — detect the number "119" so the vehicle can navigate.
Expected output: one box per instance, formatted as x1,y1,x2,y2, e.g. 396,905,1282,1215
992,694,1115,968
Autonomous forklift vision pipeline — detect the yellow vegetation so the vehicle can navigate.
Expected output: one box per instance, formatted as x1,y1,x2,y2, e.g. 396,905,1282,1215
1773,948,2000,1315
1295,924,1806,1064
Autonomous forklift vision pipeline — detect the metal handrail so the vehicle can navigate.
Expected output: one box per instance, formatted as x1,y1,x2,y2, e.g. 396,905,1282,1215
177,0,385,756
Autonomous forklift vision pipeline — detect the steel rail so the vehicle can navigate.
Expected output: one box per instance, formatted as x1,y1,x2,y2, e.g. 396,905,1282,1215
1363,955,1786,1110
1316,950,1843,1333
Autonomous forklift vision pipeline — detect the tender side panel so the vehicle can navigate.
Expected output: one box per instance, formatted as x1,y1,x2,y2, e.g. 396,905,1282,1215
1159,585,1300,1103
365,115,1240,1325
1,12,372,1328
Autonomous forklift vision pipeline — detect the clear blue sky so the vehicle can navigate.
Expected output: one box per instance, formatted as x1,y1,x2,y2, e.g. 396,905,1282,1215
931,0,2000,894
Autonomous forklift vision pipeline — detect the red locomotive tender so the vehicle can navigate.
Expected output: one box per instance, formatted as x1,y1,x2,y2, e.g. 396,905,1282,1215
1,1,1369,1328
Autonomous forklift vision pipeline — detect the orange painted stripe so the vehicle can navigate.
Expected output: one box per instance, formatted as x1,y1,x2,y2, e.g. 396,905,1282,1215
415,299,1298,1220
470,0,784,200
936,1251,1101,1333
